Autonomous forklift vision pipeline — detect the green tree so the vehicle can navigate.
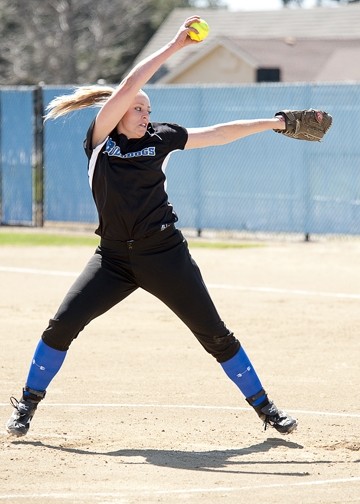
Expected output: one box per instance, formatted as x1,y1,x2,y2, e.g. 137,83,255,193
282,0,304,5
281,0,359,5
0,0,225,85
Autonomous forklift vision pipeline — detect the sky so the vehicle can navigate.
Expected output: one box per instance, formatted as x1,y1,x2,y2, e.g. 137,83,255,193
224,0,334,10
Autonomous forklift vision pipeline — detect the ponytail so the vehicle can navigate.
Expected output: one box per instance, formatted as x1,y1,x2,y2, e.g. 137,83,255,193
44,85,115,120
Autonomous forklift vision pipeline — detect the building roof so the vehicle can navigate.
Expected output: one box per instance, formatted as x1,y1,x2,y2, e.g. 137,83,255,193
134,5,360,78
229,37,360,83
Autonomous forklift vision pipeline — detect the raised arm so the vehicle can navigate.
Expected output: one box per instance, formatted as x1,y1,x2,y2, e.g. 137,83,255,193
92,16,202,147
184,117,286,150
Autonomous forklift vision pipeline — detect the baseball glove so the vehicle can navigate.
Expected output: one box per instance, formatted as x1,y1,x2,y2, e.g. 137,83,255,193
273,109,332,141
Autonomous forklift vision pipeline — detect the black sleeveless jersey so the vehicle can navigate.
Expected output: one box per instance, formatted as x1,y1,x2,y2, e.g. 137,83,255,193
84,120,188,241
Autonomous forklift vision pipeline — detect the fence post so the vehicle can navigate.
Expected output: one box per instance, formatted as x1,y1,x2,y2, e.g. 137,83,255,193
33,85,44,227
0,91,2,225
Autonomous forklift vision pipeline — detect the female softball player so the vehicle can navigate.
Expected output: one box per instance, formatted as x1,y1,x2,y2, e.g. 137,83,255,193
6,16,297,437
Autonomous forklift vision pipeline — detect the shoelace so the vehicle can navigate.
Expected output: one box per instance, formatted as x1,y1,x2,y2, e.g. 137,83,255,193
9,396,21,411
263,415,275,431
263,411,282,431
9,396,31,416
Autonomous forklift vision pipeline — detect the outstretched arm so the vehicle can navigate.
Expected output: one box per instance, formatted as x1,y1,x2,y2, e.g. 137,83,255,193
185,117,286,150
92,16,201,147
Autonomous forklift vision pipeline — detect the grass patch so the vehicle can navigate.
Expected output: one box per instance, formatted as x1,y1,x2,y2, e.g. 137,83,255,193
0,231,262,249
187,240,262,249
0,232,99,247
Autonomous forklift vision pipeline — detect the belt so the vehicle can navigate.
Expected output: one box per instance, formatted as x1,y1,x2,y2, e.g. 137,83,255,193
100,223,176,250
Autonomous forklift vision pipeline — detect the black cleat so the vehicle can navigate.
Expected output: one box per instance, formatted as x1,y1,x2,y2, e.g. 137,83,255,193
6,387,45,437
258,401,298,434
246,389,298,435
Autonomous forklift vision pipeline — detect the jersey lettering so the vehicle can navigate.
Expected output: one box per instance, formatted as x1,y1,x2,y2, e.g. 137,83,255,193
104,138,156,159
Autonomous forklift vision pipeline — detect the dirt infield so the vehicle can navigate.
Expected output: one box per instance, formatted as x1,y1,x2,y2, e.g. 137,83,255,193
0,236,359,503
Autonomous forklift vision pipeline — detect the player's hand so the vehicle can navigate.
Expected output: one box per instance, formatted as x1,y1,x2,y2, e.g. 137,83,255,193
172,16,202,48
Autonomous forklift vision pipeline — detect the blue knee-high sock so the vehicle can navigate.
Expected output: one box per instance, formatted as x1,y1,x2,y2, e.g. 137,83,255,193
220,347,266,406
25,339,67,393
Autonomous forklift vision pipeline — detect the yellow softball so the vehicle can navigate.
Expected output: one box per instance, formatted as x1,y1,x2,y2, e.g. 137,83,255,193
188,19,210,42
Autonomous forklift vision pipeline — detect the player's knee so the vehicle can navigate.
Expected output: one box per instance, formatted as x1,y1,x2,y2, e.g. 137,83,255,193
198,330,240,363
41,317,82,351
213,333,240,363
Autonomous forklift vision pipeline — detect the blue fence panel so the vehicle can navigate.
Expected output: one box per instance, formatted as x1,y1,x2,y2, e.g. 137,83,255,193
306,84,360,234
43,87,98,223
2,83,359,235
0,89,33,224
148,83,360,235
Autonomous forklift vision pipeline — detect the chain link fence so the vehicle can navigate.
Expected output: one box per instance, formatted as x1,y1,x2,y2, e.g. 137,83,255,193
0,83,359,238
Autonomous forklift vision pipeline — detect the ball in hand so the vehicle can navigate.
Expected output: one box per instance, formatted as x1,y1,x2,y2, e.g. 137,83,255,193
188,19,210,42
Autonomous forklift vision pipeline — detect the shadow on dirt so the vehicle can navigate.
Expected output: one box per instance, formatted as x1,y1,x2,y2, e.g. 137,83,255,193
12,437,317,476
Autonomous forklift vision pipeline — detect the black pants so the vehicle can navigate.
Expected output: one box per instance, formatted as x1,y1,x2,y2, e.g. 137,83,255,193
42,226,240,363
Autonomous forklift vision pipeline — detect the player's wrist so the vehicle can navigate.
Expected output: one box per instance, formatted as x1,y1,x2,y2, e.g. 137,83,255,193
274,116,286,130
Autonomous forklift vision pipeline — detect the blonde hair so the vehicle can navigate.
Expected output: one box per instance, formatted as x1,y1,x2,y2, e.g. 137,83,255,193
44,85,115,120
